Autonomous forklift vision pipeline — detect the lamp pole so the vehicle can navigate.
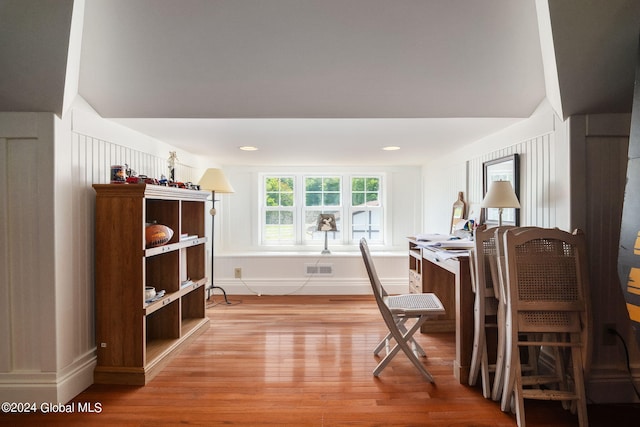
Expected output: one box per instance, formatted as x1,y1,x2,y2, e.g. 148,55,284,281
198,168,234,304
208,190,230,304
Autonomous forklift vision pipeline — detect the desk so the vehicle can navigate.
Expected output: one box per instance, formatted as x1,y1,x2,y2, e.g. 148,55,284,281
408,238,474,384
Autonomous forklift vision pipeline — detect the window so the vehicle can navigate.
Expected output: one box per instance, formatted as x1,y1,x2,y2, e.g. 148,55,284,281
351,177,381,241
264,176,295,243
304,176,342,243
261,173,384,246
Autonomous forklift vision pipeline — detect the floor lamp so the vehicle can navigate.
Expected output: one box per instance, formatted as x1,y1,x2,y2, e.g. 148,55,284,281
481,180,520,226
198,168,235,304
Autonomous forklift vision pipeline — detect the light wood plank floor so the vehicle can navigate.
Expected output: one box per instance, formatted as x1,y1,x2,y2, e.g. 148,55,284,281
2,295,638,426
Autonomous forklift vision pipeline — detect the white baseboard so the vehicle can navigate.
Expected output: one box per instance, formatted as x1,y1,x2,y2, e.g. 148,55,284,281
0,350,96,404
211,278,407,296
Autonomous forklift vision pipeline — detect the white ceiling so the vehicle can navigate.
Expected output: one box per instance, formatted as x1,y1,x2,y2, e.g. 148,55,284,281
2,1,639,166
78,0,544,165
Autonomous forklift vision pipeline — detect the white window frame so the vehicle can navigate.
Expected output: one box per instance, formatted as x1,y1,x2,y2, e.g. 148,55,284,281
259,172,386,247
261,175,297,245
349,175,384,243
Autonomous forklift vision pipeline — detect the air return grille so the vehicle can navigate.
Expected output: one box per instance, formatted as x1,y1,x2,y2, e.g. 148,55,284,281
305,264,333,275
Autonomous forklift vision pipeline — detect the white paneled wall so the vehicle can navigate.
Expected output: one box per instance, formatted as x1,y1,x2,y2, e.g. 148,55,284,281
66,131,200,360
72,133,198,186
467,132,556,228
0,109,203,404
0,113,60,402
423,103,564,232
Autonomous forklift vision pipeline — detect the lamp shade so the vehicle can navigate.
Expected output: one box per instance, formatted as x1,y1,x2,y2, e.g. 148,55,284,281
481,180,520,208
198,168,235,193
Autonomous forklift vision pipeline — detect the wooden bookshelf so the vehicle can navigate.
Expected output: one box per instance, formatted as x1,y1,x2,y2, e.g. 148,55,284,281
93,184,210,385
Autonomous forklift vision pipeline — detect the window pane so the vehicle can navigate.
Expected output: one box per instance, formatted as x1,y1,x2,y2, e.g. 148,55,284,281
280,211,293,224
265,176,294,207
265,178,280,191
351,209,381,240
366,192,379,204
266,192,279,206
264,210,295,242
366,178,379,191
306,210,341,241
323,177,340,191
352,176,380,209
280,177,294,191
324,193,340,206
305,177,322,191
306,193,321,206
265,210,279,224
281,193,294,206
352,177,364,191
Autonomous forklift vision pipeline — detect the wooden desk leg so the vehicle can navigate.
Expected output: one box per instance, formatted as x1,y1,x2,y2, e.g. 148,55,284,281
454,257,474,384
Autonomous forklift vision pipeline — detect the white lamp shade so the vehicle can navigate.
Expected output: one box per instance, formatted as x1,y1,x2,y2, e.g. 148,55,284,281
198,168,235,193
481,180,520,208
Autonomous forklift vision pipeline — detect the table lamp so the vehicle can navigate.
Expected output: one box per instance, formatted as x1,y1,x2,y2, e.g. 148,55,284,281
481,180,520,226
317,214,337,254
198,168,235,303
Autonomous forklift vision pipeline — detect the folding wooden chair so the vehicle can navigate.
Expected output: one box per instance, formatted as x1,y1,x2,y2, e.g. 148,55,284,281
501,228,592,427
493,226,541,405
359,238,445,382
468,225,502,398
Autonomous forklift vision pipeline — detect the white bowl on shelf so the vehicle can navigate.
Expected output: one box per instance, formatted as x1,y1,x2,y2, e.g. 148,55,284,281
145,286,156,301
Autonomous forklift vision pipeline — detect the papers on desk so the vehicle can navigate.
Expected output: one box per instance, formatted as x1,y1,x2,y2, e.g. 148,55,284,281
414,234,473,260
415,233,451,242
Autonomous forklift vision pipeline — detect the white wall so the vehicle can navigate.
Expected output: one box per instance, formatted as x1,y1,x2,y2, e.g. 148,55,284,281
422,100,567,232
211,165,422,295
0,112,85,403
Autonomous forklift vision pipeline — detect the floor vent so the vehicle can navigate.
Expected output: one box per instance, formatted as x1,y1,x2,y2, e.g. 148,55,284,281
305,264,333,276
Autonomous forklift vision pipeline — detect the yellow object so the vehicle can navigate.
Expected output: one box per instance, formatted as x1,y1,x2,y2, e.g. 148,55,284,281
627,302,640,322
628,268,640,295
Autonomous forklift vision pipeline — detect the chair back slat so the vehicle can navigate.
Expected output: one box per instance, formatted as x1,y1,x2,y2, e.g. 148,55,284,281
359,238,396,329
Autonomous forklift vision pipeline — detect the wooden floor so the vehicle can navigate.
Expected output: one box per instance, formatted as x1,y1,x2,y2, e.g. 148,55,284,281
2,295,638,426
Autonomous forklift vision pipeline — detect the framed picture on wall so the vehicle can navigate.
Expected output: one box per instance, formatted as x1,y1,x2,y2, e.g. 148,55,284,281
482,154,520,226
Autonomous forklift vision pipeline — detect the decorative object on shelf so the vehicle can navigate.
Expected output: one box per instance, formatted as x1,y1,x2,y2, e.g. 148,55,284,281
111,165,127,183
125,164,137,179
145,222,174,248
481,180,520,227
145,286,156,301
168,151,178,182
198,168,235,303
108,159,204,190
317,213,337,254
482,154,520,226
450,192,467,234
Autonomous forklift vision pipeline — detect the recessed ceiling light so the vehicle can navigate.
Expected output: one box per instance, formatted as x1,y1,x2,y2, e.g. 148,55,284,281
239,146,259,151
382,146,400,151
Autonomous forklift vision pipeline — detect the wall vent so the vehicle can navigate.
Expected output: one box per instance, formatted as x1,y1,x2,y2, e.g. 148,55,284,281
305,264,333,276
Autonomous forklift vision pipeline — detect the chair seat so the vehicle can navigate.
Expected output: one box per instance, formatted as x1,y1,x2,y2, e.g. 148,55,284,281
385,293,445,315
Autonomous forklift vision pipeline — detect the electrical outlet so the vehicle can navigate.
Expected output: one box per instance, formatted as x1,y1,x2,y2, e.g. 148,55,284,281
602,323,617,346
234,268,242,279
